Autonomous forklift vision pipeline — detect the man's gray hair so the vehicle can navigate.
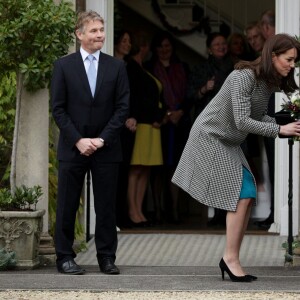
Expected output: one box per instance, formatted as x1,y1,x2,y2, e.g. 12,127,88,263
75,10,104,33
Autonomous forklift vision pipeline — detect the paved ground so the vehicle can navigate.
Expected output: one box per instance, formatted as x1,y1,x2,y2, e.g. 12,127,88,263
1,265,300,290
0,266,300,299
0,233,299,299
77,233,286,267
0,291,300,300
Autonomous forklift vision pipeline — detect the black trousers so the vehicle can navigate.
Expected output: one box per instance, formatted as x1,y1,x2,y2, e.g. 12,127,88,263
55,157,119,263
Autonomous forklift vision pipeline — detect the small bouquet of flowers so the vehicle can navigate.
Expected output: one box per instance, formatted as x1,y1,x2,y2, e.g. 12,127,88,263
281,90,300,120
281,90,300,140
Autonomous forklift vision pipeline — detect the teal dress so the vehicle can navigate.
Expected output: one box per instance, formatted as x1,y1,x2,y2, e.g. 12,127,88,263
240,167,256,199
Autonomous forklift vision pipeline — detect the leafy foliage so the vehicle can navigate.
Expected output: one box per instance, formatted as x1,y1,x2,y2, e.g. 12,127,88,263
0,72,16,187
0,0,75,91
0,185,43,211
0,248,17,271
282,239,300,264
48,138,59,237
0,0,75,191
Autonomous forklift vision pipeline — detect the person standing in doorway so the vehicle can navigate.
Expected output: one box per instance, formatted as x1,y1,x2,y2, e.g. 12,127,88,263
113,30,136,229
227,32,255,65
245,22,266,57
188,32,233,120
145,31,191,224
114,30,132,60
254,10,276,229
126,31,166,227
51,10,129,275
260,10,275,40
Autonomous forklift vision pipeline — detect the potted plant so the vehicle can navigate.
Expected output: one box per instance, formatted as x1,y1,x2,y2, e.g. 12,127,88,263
0,185,45,269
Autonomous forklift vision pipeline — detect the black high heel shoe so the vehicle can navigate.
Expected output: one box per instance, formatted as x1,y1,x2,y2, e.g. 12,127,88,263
246,274,257,280
219,258,252,282
127,220,146,228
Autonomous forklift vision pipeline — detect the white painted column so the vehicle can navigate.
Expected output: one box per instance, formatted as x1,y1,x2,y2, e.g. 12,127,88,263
85,0,114,234
272,0,300,235
16,88,49,233
86,0,114,55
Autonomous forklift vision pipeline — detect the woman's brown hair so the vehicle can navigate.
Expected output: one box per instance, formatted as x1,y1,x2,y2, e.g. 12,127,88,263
235,33,300,93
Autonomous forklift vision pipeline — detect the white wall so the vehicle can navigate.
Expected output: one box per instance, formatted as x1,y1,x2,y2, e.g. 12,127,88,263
86,0,114,55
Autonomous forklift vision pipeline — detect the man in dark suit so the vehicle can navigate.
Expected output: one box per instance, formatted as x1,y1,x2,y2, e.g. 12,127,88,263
51,10,129,275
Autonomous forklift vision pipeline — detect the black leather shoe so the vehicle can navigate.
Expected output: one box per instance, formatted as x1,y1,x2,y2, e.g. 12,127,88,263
99,257,120,275
57,259,85,275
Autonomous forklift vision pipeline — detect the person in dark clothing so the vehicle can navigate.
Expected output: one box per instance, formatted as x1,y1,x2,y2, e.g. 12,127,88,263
254,10,276,229
227,32,256,65
113,30,136,229
145,31,191,224
187,32,233,121
126,32,167,227
51,11,129,275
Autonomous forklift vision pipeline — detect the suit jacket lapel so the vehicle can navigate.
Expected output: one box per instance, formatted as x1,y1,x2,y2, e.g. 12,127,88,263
94,52,106,98
75,51,93,97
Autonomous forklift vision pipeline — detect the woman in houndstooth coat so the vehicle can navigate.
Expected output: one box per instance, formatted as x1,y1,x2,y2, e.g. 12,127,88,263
172,34,300,282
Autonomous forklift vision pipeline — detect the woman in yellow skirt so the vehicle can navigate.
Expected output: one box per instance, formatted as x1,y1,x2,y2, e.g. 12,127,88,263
126,32,167,227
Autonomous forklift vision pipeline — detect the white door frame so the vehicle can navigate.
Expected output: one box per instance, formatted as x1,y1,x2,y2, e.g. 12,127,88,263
272,0,300,236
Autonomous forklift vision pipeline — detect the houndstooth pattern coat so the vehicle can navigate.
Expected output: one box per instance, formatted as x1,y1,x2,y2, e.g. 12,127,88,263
172,69,280,211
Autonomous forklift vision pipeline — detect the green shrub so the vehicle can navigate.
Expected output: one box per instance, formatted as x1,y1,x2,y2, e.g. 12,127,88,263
0,248,17,271
0,72,16,187
0,185,42,211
